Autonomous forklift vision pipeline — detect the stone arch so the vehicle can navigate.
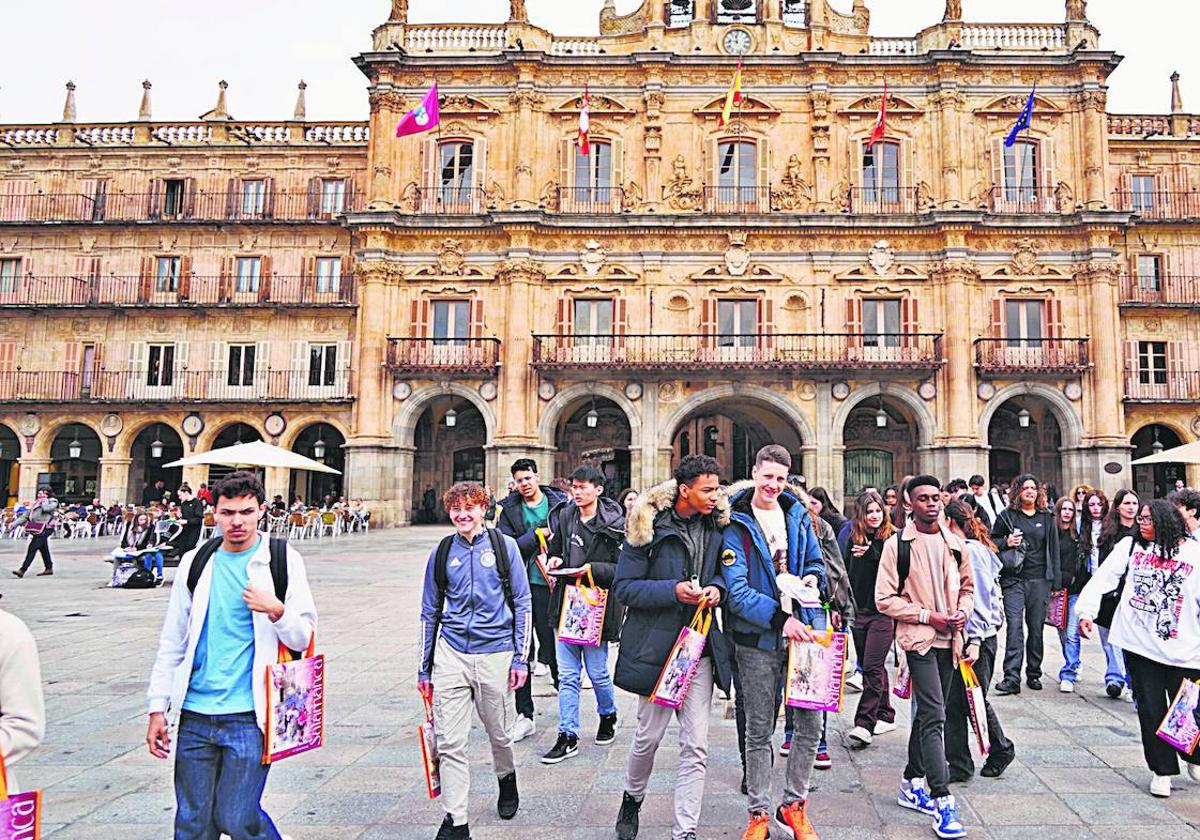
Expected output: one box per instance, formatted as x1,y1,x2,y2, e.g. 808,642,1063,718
977,383,1083,449
279,415,351,451
1128,418,1192,445
30,416,103,459
831,383,936,449
392,383,497,448
658,383,815,450
114,417,186,459
537,383,643,450
196,419,266,453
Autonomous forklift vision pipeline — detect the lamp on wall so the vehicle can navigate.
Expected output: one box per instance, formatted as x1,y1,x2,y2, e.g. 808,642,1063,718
68,432,83,460
874,397,888,429
150,424,165,460
312,434,327,460
1151,427,1164,455
445,408,458,428
585,395,599,429
1017,407,1032,429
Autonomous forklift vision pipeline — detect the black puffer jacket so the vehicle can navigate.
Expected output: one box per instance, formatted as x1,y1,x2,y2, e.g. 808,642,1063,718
546,495,627,642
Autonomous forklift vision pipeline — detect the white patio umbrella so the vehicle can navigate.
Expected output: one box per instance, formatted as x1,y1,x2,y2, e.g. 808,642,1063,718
1130,440,1200,466
162,440,341,475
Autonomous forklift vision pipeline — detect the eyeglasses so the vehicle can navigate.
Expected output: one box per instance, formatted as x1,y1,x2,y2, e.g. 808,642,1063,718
1135,515,1153,524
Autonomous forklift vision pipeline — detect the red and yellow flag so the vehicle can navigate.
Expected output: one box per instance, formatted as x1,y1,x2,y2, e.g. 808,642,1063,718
717,63,743,129
866,82,888,150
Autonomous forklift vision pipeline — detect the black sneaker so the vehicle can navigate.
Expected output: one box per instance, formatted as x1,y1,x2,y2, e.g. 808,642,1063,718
596,712,617,745
1026,676,1043,691
1105,682,1124,699
435,814,471,840
994,679,1021,696
615,791,642,840
497,771,519,819
980,749,1015,778
541,731,578,764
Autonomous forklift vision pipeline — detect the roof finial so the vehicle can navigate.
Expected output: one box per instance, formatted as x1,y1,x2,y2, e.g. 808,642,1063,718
1066,0,1088,21
138,80,152,121
294,80,308,121
943,1,962,22
508,0,527,22
202,80,231,121
61,81,77,123
389,0,408,22
1171,72,1184,114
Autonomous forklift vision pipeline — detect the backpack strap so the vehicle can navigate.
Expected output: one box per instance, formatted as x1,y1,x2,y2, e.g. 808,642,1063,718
269,537,289,605
186,537,225,595
423,535,457,676
487,528,519,656
896,537,911,596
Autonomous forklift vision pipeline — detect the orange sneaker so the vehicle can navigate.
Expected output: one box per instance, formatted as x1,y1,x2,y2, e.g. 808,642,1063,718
775,800,820,840
741,810,771,840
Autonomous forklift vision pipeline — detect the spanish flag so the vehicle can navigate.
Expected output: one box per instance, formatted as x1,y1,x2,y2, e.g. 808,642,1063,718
718,63,743,129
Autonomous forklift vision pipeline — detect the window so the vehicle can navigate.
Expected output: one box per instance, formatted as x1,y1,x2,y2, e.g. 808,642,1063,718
862,298,901,348
432,300,471,345
315,257,341,294
438,142,474,206
1138,341,1167,385
573,299,614,338
163,179,185,216
716,0,756,24
668,0,694,27
235,257,261,293
155,257,181,293
321,179,346,215
0,258,19,294
308,343,338,387
1132,174,1156,212
863,140,901,205
574,142,613,205
242,180,266,216
717,299,758,347
227,344,256,387
1137,255,1163,292
782,0,806,25
146,344,175,387
716,141,757,206
1005,299,1044,346
1003,140,1039,201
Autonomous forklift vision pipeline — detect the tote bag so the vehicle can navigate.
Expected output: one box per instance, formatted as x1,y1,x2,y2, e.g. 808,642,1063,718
556,566,608,648
784,629,848,713
0,753,42,840
1156,678,1200,755
960,662,992,756
418,685,442,799
263,636,325,764
1044,590,1069,630
651,602,711,710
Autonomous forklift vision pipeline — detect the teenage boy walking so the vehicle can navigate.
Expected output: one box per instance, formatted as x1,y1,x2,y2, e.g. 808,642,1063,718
539,464,626,764
146,471,318,840
722,445,826,840
875,476,974,839
419,481,532,840
495,458,568,741
611,454,732,840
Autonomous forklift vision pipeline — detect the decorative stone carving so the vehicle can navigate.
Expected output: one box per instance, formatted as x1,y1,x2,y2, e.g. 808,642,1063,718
916,181,935,211
796,383,816,402
18,413,39,437
968,179,992,210
1064,381,1083,401
624,382,643,401
507,89,545,109
1054,181,1075,213
831,180,852,213
868,241,896,275
400,182,421,213
392,382,412,401
621,181,643,212
580,240,607,277
724,233,751,277
1012,238,1040,276
773,154,813,211
832,381,851,401
919,381,937,401
498,259,547,284
1066,0,1087,20
658,382,678,402
485,180,506,209
977,382,997,401
665,155,702,211
599,0,650,36
538,381,557,401
509,0,527,21
479,381,498,402
944,0,962,21
539,181,561,211
644,90,665,120
437,239,466,275
390,0,408,21
368,89,406,112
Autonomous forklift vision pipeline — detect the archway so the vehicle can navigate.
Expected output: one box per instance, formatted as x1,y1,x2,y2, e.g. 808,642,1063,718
412,396,487,523
128,423,184,504
208,423,264,486
842,397,919,499
290,423,346,506
1131,424,1186,500
0,424,17,506
553,397,633,498
987,399,1064,495
49,423,101,504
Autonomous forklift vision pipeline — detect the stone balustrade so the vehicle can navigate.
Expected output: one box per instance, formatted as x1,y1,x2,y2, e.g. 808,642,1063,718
1108,115,1171,136
0,127,60,146
405,24,507,53
551,39,602,56
960,23,1066,51
0,121,368,148
869,37,918,56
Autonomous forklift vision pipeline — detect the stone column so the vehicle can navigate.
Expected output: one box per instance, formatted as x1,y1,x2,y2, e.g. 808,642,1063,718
1078,90,1109,209
18,458,50,500
495,259,544,446
352,262,401,444
264,467,289,504
935,259,977,446
367,89,407,208
1083,260,1125,447
346,443,407,526
814,382,837,494
933,86,965,206
508,87,544,205
97,457,131,505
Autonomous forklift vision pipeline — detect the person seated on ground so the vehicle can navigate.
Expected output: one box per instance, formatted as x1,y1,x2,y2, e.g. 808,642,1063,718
119,511,167,585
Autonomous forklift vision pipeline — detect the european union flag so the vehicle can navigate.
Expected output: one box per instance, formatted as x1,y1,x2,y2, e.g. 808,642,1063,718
1005,86,1036,148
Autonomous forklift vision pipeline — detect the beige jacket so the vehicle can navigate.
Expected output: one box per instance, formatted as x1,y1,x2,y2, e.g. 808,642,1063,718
874,522,974,660
0,609,46,794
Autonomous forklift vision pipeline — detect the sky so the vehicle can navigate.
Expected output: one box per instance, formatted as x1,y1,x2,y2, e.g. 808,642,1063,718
0,1,1191,123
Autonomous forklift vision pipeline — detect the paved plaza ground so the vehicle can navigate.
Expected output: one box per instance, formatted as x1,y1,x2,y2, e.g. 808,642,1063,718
2,527,1199,839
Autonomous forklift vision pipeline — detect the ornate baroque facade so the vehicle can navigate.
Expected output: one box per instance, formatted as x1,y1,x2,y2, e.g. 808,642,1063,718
2,0,1198,522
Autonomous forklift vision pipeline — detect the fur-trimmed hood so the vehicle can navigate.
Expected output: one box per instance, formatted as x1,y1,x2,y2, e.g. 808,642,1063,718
724,479,812,512
624,479,732,547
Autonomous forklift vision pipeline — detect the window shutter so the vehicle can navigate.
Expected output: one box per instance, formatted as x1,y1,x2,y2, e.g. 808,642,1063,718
1046,298,1064,340
756,139,770,211
209,340,225,398
554,297,572,338
128,342,148,391
700,296,716,349
219,256,233,303
901,296,919,349
0,341,13,401
289,341,307,398
336,340,351,393
411,298,430,337
262,177,276,219
146,178,162,219
991,138,1005,204
307,177,322,218
303,256,316,297
64,341,80,373
758,296,775,353
421,138,436,209
344,178,356,213
340,256,351,301
225,178,239,219
470,298,485,338
255,340,271,396
139,256,154,303
473,137,488,210
176,340,190,376
90,342,105,397
179,255,192,300
559,137,573,208
1123,339,1138,396
613,296,629,356
611,138,625,211
210,339,224,375
990,298,1004,338
851,138,863,193
183,177,197,219
845,296,863,351
258,255,272,303
1041,138,1055,208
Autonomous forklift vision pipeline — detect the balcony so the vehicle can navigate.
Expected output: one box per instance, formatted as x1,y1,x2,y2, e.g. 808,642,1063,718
1124,370,1200,402
532,333,944,374
386,338,501,376
418,188,488,215
704,186,773,214
0,369,354,404
988,186,1059,214
849,187,921,215
974,338,1090,376
0,191,361,225
556,187,626,214
1111,191,1200,221
0,275,356,308
1118,275,1200,307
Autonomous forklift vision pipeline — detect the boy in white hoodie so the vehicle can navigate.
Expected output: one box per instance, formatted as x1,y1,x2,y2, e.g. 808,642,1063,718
0,604,45,794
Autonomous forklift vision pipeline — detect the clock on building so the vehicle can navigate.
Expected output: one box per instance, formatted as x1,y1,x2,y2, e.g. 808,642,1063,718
723,28,752,55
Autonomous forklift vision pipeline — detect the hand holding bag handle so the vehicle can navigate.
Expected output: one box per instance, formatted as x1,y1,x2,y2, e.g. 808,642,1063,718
577,566,602,606
689,598,712,636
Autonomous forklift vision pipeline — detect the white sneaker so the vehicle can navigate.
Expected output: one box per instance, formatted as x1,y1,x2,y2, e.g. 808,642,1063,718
874,720,897,736
511,715,536,743
1122,687,1135,703
533,662,550,677
848,725,873,747
1059,680,1074,693
1187,763,1200,784
846,671,864,692
1150,774,1172,797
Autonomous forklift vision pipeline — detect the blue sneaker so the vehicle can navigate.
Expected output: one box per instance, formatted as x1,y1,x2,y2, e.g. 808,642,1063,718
897,778,936,816
932,795,966,839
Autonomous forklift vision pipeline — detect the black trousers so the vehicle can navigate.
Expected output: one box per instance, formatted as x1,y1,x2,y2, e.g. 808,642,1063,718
946,636,1015,777
1123,650,1200,776
905,646,956,799
1000,577,1050,682
851,611,897,730
515,582,558,719
19,532,53,573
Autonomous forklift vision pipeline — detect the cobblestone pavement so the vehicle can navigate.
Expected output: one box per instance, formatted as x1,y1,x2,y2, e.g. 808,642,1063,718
3,527,1199,839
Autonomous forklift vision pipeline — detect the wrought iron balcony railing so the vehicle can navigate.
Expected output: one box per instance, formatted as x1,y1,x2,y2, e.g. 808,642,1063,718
703,186,773,214
0,368,354,403
386,338,501,376
988,186,1060,214
850,187,922,214
0,274,356,307
1124,369,1200,402
556,186,627,214
1111,190,1200,220
1118,275,1200,307
0,191,361,224
974,338,1090,375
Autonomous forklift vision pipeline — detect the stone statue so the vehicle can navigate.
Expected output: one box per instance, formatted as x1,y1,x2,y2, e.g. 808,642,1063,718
509,0,527,21
943,0,962,21
390,0,408,21
774,154,813,211
1066,0,1087,20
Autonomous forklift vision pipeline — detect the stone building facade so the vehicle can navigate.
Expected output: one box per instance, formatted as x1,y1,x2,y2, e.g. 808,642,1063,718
2,0,1198,522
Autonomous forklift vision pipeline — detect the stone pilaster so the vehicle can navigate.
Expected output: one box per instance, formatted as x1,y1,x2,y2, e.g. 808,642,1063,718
507,86,544,205
98,457,131,505
367,88,407,209
18,459,50,501
932,259,979,447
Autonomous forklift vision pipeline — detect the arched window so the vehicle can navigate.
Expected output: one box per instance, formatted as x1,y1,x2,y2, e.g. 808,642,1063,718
573,140,613,209
437,141,474,208
714,140,758,210
862,140,901,205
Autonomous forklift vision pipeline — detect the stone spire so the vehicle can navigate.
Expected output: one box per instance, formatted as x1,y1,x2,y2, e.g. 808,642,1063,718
1171,72,1184,114
294,80,308,121
138,80,152,121
61,81,77,123
201,80,231,121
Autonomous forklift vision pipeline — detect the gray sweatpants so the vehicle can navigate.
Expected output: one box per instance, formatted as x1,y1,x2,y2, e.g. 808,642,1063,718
736,643,822,814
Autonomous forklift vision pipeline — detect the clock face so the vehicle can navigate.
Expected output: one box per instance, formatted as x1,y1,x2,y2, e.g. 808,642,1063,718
723,28,752,55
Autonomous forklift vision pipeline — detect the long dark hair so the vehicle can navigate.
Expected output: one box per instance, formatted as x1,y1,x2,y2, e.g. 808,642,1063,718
808,487,842,524
945,498,997,552
1078,490,1109,558
1100,488,1138,551
850,491,895,546
1053,497,1079,541
1137,499,1189,560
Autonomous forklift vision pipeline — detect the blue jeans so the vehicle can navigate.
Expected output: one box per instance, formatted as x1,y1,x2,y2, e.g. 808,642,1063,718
1099,626,1127,687
1058,594,1081,682
175,711,280,840
555,639,616,737
143,551,164,577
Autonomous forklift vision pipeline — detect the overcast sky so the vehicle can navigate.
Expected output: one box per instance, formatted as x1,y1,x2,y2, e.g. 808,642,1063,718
0,1,1190,123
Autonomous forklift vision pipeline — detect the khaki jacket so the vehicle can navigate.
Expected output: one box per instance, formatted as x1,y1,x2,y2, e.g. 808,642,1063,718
874,522,974,661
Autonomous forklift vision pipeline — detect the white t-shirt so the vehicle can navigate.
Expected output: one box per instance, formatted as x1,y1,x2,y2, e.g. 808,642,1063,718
752,504,788,568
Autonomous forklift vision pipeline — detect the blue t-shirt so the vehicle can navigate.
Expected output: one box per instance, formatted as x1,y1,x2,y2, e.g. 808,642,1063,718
183,537,259,714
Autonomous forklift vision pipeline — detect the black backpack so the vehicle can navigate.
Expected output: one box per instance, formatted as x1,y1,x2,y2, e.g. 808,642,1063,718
186,536,289,603
422,528,516,676
123,567,157,589
895,536,963,596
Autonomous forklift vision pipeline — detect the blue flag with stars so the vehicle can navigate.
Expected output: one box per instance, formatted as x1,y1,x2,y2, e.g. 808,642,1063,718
1005,86,1036,147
